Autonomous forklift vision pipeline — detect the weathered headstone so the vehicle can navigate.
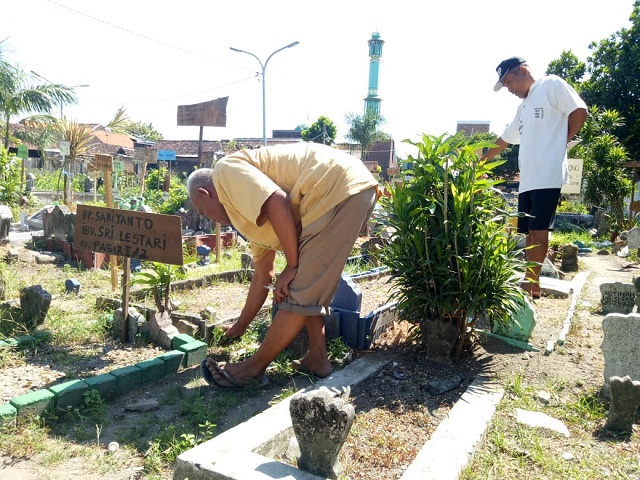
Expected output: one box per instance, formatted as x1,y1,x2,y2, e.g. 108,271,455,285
113,307,145,341
0,205,12,239
148,311,179,349
601,313,640,397
600,282,637,314
20,285,52,328
240,252,254,270
25,172,36,192
42,205,75,241
289,386,355,479
561,244,579,272
627,227,640,250
604,375,640,432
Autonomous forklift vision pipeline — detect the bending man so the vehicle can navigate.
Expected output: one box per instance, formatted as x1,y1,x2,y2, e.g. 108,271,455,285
187,142,379,387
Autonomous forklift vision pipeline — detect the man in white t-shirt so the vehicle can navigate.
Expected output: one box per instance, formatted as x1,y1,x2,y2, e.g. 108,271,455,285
482,56,587,298
188,142,379,387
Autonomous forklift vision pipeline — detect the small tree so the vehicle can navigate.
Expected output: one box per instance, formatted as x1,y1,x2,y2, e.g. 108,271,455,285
572,105,631,234
127,120,164,142
381,133,526,362
344,111,386,160
301,116,337,145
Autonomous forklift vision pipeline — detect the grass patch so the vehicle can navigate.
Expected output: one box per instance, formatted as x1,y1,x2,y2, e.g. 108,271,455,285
460,373,640,480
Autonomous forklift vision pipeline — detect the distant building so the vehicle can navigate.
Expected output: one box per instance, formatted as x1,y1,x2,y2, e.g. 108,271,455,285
456,120,490,136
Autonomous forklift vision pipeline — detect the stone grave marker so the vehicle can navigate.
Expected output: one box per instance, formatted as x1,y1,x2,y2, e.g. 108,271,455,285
627,226,640,250
289,386,355,479
601,313,640,397
600,282,637,314
604,375,640,432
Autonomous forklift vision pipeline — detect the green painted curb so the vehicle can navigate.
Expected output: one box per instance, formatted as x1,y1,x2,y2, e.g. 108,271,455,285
0,403,17,427
172,333,196,350
3,338,19,348
84,373,118,400
14,335,36,347
110,365,143,394
177,340,208,368
136,358,166,384
10,389,55,417
157,350,185,375
48,379,89,409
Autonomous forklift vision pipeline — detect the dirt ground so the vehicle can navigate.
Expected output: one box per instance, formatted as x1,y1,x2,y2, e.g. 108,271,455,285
0,235,635,479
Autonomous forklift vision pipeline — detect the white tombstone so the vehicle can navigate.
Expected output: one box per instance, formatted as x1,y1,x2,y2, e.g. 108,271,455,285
601,313,640,397
627,227,640,250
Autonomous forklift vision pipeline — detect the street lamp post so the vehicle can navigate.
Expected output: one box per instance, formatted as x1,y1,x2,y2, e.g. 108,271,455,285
230,41,299,146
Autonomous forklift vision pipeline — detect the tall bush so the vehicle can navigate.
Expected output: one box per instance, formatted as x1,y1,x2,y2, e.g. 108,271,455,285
381,133,527,361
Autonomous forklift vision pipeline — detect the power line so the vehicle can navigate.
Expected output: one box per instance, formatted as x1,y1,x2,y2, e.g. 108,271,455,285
45,0,254,74
86,73,260,106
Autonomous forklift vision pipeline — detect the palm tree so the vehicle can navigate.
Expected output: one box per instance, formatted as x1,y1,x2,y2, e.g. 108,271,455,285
344,111,386,161
0,63,77,149
60,118,94,205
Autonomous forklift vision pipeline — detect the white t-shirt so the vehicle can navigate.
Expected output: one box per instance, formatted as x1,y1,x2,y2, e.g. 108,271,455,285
501,75,587,193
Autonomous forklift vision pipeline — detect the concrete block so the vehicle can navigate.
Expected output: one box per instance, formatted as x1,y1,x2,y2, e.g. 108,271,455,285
10,389,55,417
65,278,81,294
136,357,166,384
0,403,17,427
177,340,208,368
48,379,88,409
157,350,185,375
172,333,196,350
84,373,118,400
110,365,143,394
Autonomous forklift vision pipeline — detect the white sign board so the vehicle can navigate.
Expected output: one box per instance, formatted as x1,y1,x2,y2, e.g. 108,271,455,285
59,141,70,156
561,158,583,195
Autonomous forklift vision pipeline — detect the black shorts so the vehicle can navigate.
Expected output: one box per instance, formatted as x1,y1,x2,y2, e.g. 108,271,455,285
517,188,561,234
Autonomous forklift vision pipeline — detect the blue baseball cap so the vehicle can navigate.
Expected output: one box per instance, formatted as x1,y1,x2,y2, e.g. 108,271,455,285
494,56,526,91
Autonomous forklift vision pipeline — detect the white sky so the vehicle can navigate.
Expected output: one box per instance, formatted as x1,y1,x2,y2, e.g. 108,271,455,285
2,0,635,157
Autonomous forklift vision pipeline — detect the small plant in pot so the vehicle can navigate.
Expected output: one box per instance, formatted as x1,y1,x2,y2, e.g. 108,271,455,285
380,133,528,362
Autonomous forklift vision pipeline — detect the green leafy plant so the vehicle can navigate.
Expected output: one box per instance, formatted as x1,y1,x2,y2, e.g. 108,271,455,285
381,133,527,361
129,262,186,313
0,146,24,218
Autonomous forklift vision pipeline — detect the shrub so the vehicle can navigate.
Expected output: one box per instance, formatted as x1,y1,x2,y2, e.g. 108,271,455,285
381,133,527,361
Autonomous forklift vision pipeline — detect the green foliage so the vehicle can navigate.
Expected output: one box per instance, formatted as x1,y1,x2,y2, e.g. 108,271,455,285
571,106,631,234
144,421,216,474
557,199,589,214
127,120,164,141
0,65,77,148
582,1,640,156
326,337,351,362
301,116,337,144
142,167,188,214
129,262,187,313
545,49,587,89
467,131,519,180
0,146,23,216
344,111,386,160
381,133,527,360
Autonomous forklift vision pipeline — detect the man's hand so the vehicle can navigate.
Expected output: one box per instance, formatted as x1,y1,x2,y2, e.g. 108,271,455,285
273,264,297,304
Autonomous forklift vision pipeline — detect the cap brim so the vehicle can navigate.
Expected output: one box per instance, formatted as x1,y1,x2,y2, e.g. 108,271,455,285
493,81,503,92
